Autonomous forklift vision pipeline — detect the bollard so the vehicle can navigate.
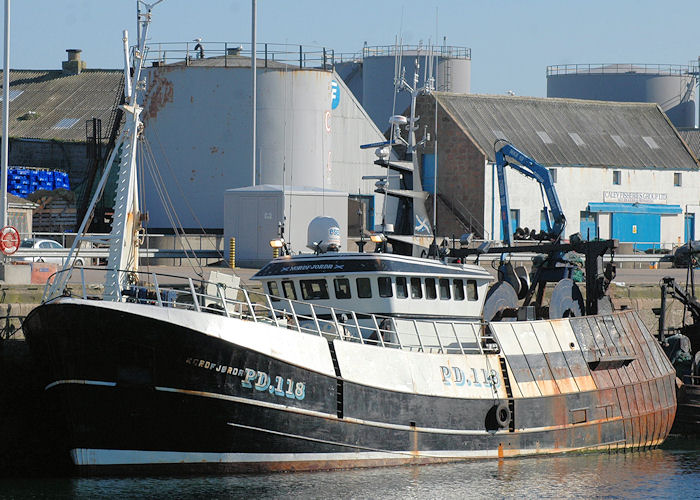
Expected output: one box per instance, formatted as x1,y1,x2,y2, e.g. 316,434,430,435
229,237,236,269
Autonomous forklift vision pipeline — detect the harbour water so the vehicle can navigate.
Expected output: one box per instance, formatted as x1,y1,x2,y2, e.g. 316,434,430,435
2,439,699,499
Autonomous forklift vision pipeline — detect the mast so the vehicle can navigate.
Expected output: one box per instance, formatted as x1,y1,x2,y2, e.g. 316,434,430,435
47,1,160,299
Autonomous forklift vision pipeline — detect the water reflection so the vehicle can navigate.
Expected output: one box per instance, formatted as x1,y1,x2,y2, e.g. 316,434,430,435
2,448,700,499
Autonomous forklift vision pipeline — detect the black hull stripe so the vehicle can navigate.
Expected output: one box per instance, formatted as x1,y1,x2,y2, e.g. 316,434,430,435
46,380,672,438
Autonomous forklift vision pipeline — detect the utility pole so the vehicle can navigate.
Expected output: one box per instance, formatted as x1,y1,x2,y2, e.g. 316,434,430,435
1,0,10,228
251,0,257,186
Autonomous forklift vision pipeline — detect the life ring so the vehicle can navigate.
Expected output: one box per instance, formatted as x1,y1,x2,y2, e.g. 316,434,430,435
495,402,511,429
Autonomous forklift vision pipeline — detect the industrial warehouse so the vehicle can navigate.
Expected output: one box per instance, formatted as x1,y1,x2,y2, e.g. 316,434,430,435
414,93,700,249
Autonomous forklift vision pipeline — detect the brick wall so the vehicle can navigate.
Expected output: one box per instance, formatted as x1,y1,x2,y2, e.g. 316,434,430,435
416,95,488,239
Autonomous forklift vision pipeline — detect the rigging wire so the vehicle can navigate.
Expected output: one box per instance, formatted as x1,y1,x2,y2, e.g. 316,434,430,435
148,126,227,265
141,135,206,278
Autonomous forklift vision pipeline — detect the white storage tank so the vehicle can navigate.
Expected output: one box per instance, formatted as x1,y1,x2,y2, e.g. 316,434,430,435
547,63,697,128
141,45,386,231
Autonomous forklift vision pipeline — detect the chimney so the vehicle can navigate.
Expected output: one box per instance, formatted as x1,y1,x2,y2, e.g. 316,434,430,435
62,49,86,75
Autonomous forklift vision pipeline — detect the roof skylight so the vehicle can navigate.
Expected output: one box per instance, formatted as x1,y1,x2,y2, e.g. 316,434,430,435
642,136,660,149
611,134,627,148
0,90,23,102
536,131,553,144
568,132,585,146
52,118,80,130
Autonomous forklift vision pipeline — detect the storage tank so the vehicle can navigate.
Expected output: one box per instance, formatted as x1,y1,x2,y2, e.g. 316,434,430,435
141,43,386,230
547,63,697,128
361,45,471,131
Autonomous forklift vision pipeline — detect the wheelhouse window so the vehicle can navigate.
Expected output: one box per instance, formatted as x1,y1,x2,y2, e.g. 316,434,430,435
334,278,351,299
410,278,422,299
466,279,478,301
396,277,408,299
378,277,393,297
453,279,465,301
267,281,280,302
439,279,451,300
282,280,297,300
425,278,437,300
356,278,372,298
300,279,329,300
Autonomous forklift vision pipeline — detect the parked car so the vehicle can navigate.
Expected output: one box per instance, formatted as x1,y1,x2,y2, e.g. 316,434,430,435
17,238,84,266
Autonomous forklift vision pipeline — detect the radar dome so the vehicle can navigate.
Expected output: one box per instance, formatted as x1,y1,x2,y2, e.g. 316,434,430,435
307,216,341,253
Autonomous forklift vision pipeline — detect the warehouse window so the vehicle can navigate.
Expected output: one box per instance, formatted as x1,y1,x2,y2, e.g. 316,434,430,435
674,172,682,187
510,209,520,229
613,170,621,185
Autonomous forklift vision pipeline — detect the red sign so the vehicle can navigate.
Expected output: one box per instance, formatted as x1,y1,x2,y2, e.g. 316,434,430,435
0,226,20,255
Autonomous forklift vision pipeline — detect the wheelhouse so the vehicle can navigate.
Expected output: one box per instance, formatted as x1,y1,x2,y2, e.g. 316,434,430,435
252,252,493,320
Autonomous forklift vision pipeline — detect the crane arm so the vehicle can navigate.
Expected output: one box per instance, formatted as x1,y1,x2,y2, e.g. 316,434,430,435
495,142,566,245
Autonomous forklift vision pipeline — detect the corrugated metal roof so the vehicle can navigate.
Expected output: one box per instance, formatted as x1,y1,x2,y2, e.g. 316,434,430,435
434,93,699,170
0,69,123,142
678,128,700,160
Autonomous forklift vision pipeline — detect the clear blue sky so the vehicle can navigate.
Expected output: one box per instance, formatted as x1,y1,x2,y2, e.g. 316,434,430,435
4,0,700,98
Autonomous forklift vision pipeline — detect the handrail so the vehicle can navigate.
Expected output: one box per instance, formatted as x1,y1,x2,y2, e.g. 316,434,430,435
42,266,499,356
437,192,489,239
547,63,697,77
143,41,336,70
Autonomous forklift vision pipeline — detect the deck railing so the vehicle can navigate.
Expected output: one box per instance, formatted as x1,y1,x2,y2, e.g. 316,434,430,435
43,267,499,356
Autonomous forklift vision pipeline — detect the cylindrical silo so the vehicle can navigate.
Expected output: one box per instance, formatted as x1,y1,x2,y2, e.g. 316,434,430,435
361,45,471,131
256,69,333,188
546,63,697,128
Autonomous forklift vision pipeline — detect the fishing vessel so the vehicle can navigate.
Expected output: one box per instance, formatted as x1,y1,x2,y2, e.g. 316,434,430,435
23,6,677,473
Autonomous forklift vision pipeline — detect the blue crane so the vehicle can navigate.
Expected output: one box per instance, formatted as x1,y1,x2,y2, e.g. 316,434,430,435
495,141,566,246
